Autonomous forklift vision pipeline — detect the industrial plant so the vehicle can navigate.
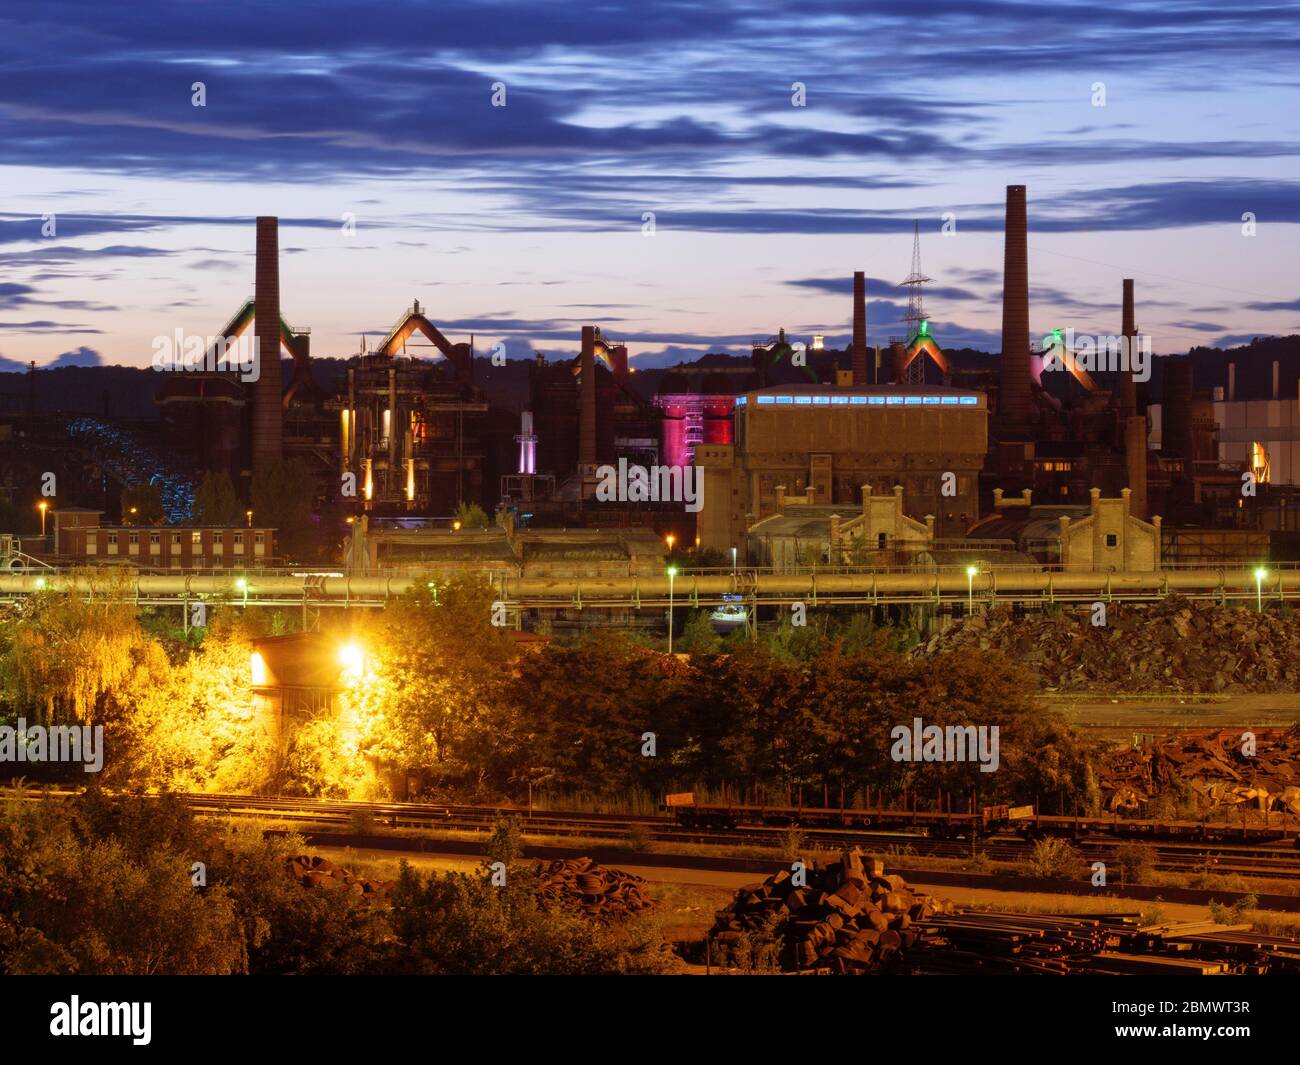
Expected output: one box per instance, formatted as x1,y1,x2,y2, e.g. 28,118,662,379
4,184,1296,596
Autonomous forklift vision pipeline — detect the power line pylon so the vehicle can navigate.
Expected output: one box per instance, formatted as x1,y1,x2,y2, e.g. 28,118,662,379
898,220,932,385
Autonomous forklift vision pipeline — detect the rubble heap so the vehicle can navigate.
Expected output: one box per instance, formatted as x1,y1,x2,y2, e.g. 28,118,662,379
914,597,1300,693
534,857,655,923
1101,727,1300,816
284,854,393,899
709,851,954,973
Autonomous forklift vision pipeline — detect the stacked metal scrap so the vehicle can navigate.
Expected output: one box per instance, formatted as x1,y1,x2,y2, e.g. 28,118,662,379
533,857,655,923
708,851,955,973
284,854,393,899
915,597,1300,693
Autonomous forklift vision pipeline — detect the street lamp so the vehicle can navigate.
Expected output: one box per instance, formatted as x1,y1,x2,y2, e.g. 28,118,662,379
235,576,248,606
38,500,47,535
246,509,253,528
1255,566,1268,613
666,565,678,654
731,546,737,575
665,533,675,553
966,564,979,613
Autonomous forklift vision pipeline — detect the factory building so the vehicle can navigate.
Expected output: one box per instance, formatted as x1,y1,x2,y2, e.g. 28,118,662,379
337,300,486,516
653,358,755,468
525,327,659,500
697,384,988,556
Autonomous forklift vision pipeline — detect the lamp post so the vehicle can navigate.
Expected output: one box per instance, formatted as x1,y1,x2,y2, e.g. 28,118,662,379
666,565,678,654
38,500,47,536
246,509,253,528
966,564,978,613
731,546,737,575
665,533,675,554
1255,567,1268,613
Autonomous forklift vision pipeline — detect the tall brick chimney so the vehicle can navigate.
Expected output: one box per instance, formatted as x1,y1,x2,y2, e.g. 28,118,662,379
252,216,282,472
1119,278,1138,419
1125,415,1148,520
579,325,597,467
851,271,867,385
998,185,1031,431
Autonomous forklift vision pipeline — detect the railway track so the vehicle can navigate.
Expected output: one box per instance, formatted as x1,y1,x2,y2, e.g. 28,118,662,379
9,788,1300,883
180,792,1300,883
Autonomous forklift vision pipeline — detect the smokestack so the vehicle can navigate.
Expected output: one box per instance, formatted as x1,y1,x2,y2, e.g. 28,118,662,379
1162,359,1193,462
252,216,282,472
580,325,597,468
890,342,907,385
998,185,1031,430
1119,278,1137,419
1125,416,1148,520
852,271,867,385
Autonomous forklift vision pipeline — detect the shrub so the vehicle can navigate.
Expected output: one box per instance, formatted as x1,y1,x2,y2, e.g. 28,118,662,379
1027,837,1082,880
1115,842,1158,885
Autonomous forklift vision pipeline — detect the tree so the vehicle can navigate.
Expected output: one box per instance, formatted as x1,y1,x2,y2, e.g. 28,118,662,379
454,501,489,529
0,579,166,728
349,573,514,796
251,457,315,560
120,483,164,525
191,470,242,526
676,610,721,655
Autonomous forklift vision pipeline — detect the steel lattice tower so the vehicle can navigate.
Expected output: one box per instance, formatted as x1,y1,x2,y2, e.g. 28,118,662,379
898,221,932,384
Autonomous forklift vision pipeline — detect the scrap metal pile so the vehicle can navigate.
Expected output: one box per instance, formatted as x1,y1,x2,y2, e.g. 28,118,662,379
534,857,655,924
1101,727,1300,816
284,854,393,899
709,851,955,973
710,857,1300,974
915,597,1300,693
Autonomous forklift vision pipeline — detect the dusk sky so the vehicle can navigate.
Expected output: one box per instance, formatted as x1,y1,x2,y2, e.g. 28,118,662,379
1,0,1297,372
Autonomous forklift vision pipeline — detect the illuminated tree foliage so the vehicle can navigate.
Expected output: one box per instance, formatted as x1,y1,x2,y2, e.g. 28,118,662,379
348,574,513,796
116,610,275,793
0,582,165,726
0,566,1096,814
